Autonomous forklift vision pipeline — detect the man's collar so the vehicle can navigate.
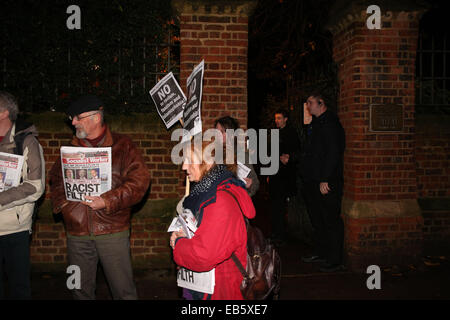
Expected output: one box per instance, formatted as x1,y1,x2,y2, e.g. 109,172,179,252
72,125,113,147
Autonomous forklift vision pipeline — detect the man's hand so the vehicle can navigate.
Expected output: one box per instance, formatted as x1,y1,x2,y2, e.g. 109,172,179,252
320,182,331,195
280,154,290,165
82,195,106,210
304,102,312,125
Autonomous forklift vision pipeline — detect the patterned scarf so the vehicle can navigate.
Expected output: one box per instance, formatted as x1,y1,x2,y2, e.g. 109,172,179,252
183,164,235,223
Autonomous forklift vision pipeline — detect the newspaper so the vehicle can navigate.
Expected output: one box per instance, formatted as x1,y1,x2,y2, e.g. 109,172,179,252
60,146,112,202
0,152,25,192
168,206,215,295
237,161,251,184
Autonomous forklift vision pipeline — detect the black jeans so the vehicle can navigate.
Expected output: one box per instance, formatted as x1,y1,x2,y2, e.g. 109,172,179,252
269,175,292,240
0,231,31,299
303,181,344,265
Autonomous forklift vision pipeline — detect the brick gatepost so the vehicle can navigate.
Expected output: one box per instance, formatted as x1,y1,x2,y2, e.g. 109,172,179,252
172,0,257,129
326,1,428,271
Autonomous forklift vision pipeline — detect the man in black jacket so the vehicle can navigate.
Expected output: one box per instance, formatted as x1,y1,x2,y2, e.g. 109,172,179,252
268,109,299,244
300,93,346,272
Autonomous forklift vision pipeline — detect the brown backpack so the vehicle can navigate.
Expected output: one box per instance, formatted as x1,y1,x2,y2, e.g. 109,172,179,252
221,189,282,300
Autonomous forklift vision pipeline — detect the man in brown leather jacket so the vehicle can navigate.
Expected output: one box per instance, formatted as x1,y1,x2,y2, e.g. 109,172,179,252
50,95,150,299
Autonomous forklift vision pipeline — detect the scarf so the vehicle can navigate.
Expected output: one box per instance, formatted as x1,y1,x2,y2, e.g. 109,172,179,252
183,164,244,225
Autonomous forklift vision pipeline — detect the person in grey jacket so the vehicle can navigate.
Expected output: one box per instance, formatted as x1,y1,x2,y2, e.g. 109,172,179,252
214,116,260,197
0,91,45,299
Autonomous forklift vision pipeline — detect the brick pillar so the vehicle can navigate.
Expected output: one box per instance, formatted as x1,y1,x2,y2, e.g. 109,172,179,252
327,1,428,270
172,0,257,129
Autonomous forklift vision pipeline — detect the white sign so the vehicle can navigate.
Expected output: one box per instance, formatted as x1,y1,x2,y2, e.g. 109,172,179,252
149,72,186,129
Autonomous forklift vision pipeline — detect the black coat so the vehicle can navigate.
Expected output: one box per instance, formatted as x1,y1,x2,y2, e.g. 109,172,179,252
269,124,300,196
300,110,345,183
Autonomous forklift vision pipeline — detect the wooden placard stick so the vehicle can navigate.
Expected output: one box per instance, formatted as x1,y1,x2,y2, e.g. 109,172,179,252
179,118,190,196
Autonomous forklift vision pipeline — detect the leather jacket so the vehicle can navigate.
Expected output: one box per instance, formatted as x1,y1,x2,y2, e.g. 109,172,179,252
50,126,150,236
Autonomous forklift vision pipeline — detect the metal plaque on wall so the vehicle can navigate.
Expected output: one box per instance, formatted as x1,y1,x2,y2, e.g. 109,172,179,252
369,104,403,132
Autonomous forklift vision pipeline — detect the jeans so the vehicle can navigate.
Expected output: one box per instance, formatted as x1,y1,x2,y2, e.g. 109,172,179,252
0,231,31,299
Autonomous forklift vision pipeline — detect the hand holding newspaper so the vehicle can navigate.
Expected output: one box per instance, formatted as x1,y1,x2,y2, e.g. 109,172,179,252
167,208,197,238
167,203,215,295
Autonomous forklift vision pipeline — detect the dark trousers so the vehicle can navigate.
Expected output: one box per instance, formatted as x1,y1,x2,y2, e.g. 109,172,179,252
269,177,289,240
0,231,31,299
303,181,344,265
67,235,137,300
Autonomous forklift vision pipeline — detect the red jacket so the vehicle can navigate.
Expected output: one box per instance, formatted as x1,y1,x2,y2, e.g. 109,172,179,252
173,182,256,300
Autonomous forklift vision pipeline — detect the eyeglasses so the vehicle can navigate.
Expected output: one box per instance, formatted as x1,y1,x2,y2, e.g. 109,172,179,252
69,112,99,121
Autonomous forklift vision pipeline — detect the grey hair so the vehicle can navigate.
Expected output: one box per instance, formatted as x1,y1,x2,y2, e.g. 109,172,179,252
0,91,19,121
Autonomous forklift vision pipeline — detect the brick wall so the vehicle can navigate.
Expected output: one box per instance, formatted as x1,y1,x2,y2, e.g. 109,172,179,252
415,115,450,198
31,216,172,266
332,15,420,202
422,209,450,252
173,0,257,129
415,115,450,251
328,7,427,270
344,215,424,270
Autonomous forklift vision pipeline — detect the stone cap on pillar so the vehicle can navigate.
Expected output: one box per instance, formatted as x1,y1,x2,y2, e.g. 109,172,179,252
172,0,258,17
325,0,430,34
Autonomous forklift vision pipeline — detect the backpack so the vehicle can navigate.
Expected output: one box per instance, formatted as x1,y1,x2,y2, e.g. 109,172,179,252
220,189,282,300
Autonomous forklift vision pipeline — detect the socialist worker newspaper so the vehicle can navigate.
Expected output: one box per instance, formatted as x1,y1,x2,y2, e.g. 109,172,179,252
60,146,112,202
0,152,25,192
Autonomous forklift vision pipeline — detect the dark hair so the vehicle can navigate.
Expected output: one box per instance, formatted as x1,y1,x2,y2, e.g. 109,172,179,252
214,116,240,130
308,90,328,106
275,108,289,119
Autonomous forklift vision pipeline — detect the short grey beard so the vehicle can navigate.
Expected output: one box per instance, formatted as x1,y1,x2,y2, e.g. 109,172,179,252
76,129,88,139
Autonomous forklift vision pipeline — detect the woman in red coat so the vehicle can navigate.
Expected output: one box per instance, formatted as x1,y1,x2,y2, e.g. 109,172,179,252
170,142,256,300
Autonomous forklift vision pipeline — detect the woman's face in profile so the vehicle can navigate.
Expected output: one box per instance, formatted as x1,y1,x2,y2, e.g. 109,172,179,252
182,149,213,182
182,153,202,182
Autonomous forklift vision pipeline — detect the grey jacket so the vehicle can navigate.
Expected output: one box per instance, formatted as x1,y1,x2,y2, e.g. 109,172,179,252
0,121,45,236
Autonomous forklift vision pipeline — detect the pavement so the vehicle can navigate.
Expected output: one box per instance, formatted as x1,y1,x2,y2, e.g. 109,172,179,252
26,240,450,300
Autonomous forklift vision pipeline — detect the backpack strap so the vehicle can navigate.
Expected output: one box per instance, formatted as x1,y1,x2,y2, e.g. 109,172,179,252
13,131,31,156
218,188,250,280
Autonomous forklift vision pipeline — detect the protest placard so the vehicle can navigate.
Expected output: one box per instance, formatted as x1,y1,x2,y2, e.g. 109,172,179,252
167,205,215,294
0,152,24,192
182,60,204,143
60,146,112,202
149,72,186,129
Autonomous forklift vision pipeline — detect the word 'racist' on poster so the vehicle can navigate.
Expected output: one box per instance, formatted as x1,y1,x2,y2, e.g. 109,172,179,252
60,146,112,202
